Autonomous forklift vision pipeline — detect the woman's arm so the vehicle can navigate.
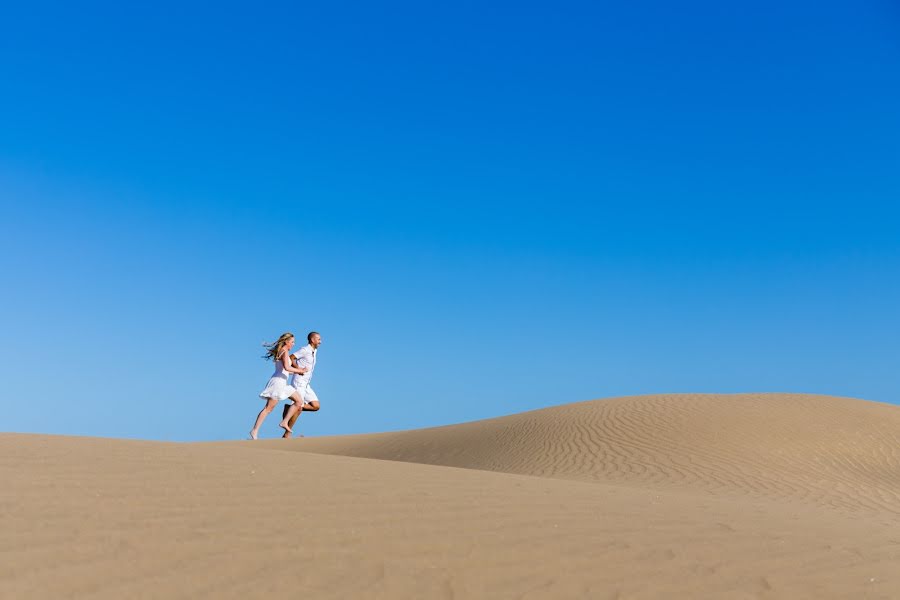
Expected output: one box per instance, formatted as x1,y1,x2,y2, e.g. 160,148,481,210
281,351,308,375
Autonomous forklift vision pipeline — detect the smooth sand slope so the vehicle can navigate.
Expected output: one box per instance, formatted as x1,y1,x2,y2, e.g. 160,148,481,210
3,393,900,599
262,393,900,516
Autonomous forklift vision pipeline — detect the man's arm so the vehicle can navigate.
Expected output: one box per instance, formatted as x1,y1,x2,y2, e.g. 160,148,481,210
295,346,314,371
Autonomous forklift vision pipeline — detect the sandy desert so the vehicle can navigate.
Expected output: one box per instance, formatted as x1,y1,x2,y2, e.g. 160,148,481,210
4,393,900,598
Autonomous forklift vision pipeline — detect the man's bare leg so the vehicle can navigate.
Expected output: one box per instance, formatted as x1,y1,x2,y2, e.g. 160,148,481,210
283,401,319,438
288,401,318,426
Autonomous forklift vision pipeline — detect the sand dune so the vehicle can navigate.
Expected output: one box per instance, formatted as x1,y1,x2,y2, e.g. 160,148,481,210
252,393,900,516
4,393,900,598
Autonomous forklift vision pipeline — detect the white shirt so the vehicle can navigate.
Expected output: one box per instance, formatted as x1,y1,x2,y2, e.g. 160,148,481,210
290,344,317,387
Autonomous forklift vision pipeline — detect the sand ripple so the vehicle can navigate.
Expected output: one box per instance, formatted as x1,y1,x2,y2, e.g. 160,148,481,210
283,394,900,516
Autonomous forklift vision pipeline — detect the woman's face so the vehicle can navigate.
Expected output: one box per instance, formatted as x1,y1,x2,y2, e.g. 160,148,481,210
286,336,295,351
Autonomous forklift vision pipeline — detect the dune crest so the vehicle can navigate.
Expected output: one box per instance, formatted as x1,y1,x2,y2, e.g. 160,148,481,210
262,393,900,515
6,393,900,598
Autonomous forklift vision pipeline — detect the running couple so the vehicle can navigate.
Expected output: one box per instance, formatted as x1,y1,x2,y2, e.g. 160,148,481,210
249,331,322,440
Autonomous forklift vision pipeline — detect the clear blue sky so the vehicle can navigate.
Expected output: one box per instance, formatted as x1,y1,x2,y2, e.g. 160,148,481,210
2,0,898,441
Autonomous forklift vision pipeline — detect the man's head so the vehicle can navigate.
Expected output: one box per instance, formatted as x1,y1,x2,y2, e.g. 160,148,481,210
307,331,322,349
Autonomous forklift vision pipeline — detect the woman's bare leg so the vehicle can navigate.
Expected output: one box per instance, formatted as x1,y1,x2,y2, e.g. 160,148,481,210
279,392,304,434
282,403,294,439
250,398,278,439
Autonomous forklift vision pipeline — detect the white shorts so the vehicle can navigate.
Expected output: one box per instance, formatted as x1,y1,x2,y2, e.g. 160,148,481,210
287,384,319,406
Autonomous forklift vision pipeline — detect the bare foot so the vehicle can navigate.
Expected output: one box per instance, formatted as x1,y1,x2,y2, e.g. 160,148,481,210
278,421,293,434
249,430,258,440
282,430,293,439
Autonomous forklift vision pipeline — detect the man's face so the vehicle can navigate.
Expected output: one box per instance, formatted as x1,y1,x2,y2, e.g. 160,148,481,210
310,334,322,348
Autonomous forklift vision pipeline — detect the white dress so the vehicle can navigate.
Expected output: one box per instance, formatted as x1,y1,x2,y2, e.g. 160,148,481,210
259,357,296,401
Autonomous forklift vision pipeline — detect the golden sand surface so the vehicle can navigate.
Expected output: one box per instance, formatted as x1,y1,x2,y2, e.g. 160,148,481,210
3,394,900,598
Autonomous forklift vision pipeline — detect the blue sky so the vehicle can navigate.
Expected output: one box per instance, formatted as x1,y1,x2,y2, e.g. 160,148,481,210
1,0,899,441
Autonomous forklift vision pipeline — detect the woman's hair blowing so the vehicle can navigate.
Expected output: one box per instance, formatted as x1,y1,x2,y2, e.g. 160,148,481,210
262,332,294,362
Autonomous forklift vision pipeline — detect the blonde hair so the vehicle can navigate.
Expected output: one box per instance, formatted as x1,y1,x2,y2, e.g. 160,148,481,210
262,332,294,362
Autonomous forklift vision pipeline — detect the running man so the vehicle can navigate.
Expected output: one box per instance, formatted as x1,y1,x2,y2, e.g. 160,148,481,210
282,331,322,438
